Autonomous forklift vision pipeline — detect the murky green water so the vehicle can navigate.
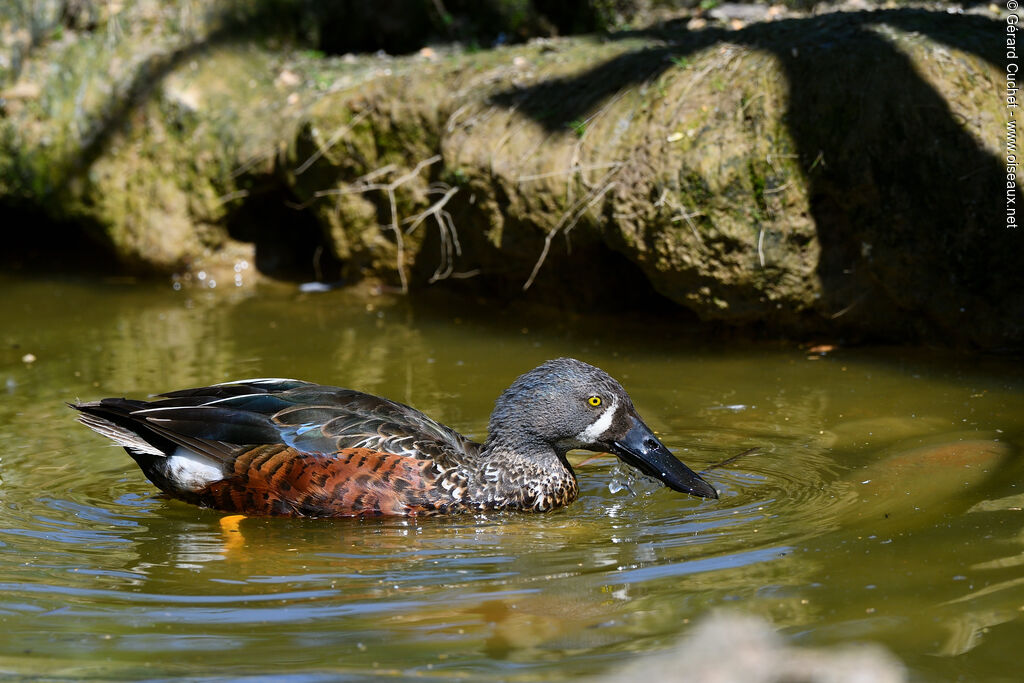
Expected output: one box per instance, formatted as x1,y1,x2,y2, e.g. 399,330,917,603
1,274,1022,681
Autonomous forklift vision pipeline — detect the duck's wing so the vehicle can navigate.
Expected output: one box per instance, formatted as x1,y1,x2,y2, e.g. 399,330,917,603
139,378,480,465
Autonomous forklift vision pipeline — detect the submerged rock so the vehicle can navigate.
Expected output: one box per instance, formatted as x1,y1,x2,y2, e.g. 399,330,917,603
840,439,1012,531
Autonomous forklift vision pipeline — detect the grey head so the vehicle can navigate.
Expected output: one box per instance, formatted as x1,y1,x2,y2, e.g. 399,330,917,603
486,358,718,499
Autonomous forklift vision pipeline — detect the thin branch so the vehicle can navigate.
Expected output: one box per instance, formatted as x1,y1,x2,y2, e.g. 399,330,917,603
656,187,705,246
308,155,443,293
671,208,705,246
830,294,866,320
386,178,406,292
515,161,622,183
294,109,370,176
231,150,275,179
523,173,618,291
700,447,761,474
403,184,466,283
404,184,459,233
215,189,249,206
763,181,792,195
765,152,798,173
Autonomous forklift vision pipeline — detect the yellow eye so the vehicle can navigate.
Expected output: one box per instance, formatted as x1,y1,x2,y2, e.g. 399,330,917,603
587,396,602,407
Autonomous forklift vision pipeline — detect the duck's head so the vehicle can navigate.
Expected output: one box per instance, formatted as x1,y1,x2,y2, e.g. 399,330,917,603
488,358,718,499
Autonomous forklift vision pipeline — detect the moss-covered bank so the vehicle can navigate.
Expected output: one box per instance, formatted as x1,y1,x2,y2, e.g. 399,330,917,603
1,2,1019,347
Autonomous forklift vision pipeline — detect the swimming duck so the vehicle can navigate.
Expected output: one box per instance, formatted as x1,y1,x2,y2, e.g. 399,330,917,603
72,357,717,517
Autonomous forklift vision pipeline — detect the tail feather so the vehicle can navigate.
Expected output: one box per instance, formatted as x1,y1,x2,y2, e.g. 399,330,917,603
71,400,175,457
70,399,238,464
71,399,232,495
75,411,166,457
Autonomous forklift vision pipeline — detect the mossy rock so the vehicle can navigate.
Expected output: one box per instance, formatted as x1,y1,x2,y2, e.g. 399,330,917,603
1,2,1019,346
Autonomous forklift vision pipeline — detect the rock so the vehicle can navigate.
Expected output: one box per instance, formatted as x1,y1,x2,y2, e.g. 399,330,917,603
597,612,906,682
709,4,773,23
0,81,40,100
1,3,1018,347
281,9,1018,345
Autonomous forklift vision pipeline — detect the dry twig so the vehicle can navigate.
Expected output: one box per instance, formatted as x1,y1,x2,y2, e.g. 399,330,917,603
314,155,443,292
404,183,478,282
294,110,371,176
522,167,620,291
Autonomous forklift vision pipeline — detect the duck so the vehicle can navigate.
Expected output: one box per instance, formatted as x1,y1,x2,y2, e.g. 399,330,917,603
71,357,718,517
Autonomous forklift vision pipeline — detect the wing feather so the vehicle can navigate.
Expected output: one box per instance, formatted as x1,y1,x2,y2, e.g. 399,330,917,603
106,379,480,466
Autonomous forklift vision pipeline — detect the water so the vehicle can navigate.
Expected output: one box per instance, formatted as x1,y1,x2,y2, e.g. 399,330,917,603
1,273,1022,681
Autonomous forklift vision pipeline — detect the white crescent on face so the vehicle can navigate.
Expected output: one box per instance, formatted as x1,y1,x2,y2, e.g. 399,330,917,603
574,398,618,445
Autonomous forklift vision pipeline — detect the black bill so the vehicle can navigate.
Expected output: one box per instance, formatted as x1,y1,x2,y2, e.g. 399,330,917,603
611,416,718,499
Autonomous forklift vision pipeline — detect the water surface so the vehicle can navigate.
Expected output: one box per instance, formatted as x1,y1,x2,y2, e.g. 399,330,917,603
1,274,1022,681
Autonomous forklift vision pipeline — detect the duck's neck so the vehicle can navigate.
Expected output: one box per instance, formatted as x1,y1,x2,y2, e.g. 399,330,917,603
476,434,579,512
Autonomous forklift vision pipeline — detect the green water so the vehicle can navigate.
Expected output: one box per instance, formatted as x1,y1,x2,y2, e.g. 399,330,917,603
1,274,1022,681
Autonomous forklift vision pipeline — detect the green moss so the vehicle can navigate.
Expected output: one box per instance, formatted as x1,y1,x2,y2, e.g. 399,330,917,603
748,160,767,213
443,167,469,185
678,171,713,206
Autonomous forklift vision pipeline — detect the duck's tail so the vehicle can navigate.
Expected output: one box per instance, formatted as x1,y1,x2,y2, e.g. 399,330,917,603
70,399,229,495
71,399,173,457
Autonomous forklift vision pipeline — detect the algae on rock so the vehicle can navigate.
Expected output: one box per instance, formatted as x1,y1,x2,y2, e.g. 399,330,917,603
1,3,1018,346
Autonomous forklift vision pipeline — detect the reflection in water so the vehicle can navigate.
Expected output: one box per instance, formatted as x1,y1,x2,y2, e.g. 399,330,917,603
0,275,1021,680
